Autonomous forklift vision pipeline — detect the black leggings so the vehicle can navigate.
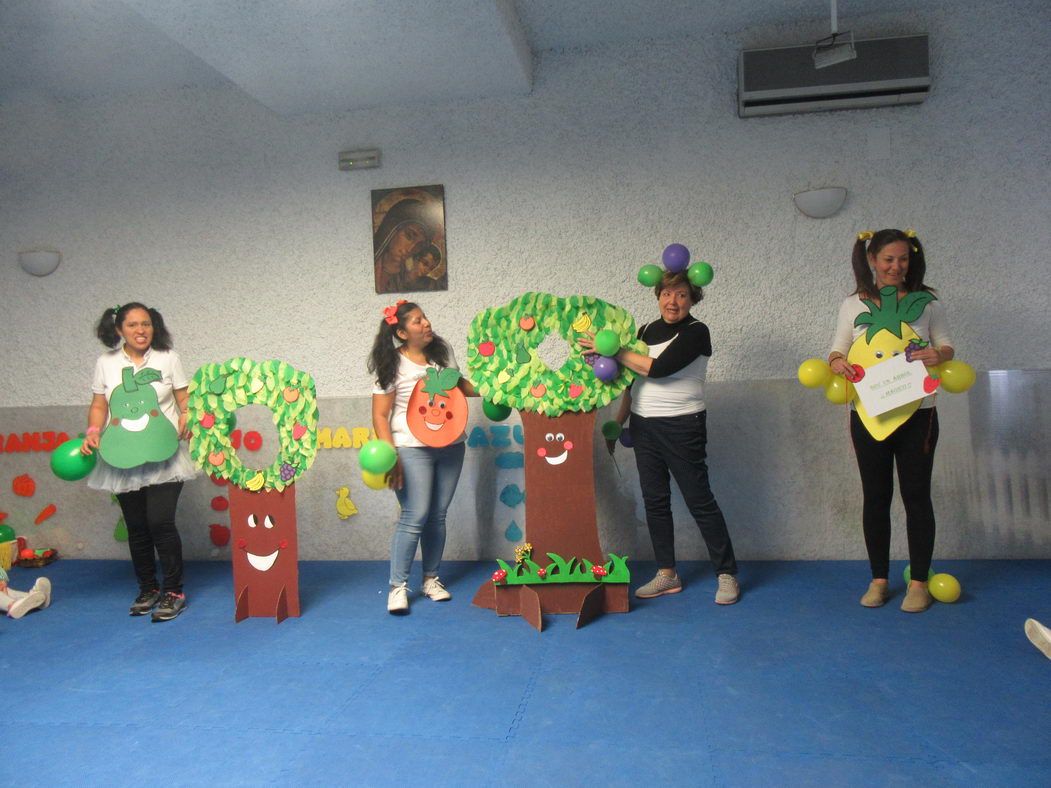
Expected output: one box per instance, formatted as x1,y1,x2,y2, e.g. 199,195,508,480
116,481,185,594
631,411,738,575
850,408,939,581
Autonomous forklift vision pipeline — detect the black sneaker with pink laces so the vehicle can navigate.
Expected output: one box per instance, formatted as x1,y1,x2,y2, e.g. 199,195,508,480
151,592,186,622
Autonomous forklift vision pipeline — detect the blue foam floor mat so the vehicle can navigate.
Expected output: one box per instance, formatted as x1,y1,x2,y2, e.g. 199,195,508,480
3,559,1049,786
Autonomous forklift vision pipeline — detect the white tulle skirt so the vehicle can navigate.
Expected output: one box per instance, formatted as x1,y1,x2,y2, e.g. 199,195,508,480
87,444,199,495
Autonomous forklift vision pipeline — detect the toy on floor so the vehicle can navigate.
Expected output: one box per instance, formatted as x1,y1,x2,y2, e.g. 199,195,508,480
0,565,52,619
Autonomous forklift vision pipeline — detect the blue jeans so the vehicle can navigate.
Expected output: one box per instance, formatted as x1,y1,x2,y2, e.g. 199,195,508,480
389,442,466,586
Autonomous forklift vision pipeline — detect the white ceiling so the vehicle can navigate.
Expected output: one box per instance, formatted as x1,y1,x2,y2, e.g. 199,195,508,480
1,0,965,114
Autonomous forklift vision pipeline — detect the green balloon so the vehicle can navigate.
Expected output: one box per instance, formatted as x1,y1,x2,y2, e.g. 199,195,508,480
359,439,398,475
903,564,936,584
637,264,663,287
687,262,714,287
0,524,15,542
594,329,621,357
482,400,512,421
601,420,623,440
50,437,98,481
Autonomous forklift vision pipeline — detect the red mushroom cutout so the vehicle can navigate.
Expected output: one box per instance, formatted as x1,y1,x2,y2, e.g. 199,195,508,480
228,485,299,622
406,367,468,448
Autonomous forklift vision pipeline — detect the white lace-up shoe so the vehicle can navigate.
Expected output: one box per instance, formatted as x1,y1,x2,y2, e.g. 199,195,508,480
387,583,410,615
421,577,451,601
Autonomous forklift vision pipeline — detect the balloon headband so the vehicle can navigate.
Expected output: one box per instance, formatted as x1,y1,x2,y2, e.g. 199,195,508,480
383,300,407,325
636,243,715,289
857,229,919,251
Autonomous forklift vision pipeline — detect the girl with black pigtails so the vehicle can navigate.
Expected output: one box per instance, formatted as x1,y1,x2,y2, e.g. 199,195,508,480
828,230,954,613
81,303,197,621
368,300,475,615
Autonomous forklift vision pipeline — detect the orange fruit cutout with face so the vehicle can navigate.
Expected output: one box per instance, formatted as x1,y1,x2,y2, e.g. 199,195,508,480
406,368,469,447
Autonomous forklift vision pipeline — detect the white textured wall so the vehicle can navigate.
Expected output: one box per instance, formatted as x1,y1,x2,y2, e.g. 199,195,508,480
2,0,1049,409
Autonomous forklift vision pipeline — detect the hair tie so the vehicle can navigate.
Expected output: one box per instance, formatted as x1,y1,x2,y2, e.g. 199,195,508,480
904,229,917,238
112,304,122,316
856,231,873,241
382,300,407,325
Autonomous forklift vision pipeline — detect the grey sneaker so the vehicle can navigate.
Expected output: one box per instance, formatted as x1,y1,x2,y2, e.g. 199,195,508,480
388,583,409,615
32,577,52,609
130,589,161,616
715,574,740,605
1025,619,1051,660
7,590,46,619
635,572,683,599
151,592,186,622
421,577,451,601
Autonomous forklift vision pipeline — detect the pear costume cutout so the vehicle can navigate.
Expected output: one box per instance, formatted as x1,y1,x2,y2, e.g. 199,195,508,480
99,366,179,469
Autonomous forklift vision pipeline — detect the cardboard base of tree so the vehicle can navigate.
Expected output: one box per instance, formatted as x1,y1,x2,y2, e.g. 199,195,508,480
227,484,300,623
472,581,629,631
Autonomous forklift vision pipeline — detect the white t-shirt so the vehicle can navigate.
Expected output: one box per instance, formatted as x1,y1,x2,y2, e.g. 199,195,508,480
92,346,189,431
373,351,466,448
829,293,952,409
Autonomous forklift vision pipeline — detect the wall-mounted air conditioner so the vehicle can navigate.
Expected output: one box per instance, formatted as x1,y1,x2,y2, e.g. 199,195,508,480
738,34,929,117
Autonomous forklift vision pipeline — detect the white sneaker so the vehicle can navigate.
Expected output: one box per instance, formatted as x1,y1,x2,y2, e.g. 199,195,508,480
1025,619,1051,660
32,577,52,609
421,577,451,601
7,590,46,619
387,584,409,615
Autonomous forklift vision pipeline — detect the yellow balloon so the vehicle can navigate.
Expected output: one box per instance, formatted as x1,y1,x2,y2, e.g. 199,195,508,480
937,361,976,393
824,375,853,404
798,358,833,389
929,573,961,603
362,470,388,490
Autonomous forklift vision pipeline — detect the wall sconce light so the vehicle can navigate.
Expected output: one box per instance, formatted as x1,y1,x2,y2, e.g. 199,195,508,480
338,148,381,170
18,248,62,276
793,187,848,218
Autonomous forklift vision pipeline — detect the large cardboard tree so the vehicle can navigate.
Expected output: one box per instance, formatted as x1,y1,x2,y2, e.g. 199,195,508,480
468,292,645,629
188,358,319,623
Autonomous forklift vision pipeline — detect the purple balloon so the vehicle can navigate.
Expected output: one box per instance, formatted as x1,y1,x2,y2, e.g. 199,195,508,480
662,243,690,272
618,427,634,448
593,356,619,382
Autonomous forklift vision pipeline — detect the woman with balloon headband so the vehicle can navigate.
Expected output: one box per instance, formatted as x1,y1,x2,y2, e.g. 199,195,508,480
827,229,954,613
581,244,740,606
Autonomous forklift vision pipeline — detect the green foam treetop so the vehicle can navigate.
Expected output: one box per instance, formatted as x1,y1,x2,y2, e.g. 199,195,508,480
187,358,319,492
467,292,646,416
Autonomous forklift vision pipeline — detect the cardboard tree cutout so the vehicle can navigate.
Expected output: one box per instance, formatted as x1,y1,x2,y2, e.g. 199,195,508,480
406,367,468,447
187,359,319,622
99,367,179,469
469,292,644,630
849,286,938,441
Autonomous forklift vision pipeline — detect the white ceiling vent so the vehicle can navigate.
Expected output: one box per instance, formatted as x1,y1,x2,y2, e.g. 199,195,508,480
738,34,929,118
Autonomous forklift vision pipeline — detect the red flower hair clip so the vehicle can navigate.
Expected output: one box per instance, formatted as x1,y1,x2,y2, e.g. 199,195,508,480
383,300,407,325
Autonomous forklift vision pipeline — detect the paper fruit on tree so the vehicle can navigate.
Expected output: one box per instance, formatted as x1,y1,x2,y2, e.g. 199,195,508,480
406,367,467,447
99,366,179,469
848,286,936,441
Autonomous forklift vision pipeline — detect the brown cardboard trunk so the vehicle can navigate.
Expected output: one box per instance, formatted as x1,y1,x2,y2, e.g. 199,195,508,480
227,483,300,622
472,409,629,629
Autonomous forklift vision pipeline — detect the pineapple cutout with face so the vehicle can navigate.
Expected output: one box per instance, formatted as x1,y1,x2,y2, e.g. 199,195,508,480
848,285,938,441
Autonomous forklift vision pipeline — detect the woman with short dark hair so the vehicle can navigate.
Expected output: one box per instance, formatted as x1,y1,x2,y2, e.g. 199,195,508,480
582,271,740,604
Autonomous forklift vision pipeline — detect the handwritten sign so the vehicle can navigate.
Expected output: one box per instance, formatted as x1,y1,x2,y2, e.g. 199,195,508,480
854,354,930,417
